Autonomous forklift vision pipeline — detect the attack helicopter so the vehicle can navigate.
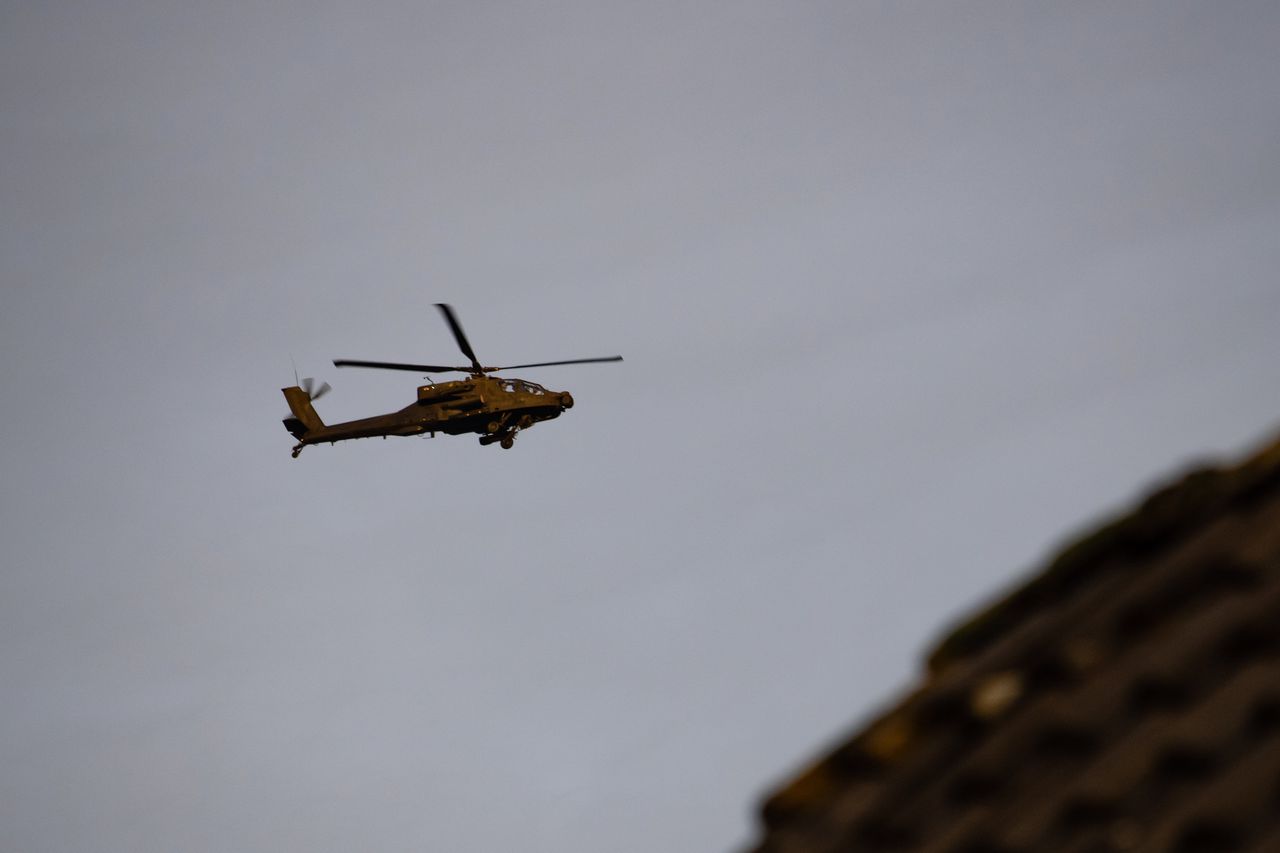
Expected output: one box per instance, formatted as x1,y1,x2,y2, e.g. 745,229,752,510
281,304,621,457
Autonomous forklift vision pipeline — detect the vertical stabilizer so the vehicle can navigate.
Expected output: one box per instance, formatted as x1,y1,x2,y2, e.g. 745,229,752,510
282,386,325,437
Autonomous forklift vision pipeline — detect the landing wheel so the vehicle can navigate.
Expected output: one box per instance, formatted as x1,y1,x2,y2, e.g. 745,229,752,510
291,444,304,458
500,435,514,450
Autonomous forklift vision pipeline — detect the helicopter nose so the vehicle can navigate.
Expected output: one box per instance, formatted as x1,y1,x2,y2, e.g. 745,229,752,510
560,392,574,409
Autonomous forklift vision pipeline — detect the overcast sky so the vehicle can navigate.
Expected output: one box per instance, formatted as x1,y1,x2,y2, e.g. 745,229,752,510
3,3,1279,851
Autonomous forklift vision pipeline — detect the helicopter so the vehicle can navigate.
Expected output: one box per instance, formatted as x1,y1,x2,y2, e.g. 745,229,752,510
281,304,622,457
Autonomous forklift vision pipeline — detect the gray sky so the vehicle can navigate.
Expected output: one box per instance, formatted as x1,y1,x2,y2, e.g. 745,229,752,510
3,3,1279,851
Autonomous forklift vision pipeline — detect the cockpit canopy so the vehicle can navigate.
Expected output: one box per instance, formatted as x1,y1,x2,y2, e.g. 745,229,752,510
501,378,548,394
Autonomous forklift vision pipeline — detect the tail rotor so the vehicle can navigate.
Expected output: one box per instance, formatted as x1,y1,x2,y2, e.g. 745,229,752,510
300,377,331,401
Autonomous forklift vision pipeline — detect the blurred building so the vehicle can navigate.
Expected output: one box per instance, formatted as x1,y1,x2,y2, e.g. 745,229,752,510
752,432,1280,852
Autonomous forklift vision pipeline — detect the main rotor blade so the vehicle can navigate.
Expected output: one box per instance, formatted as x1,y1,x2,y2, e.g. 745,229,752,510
435,303,483,373
333,359,474,373
488,356,624,371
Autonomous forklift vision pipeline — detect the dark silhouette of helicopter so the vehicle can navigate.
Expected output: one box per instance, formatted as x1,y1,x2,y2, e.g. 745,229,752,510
282,304,621,457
